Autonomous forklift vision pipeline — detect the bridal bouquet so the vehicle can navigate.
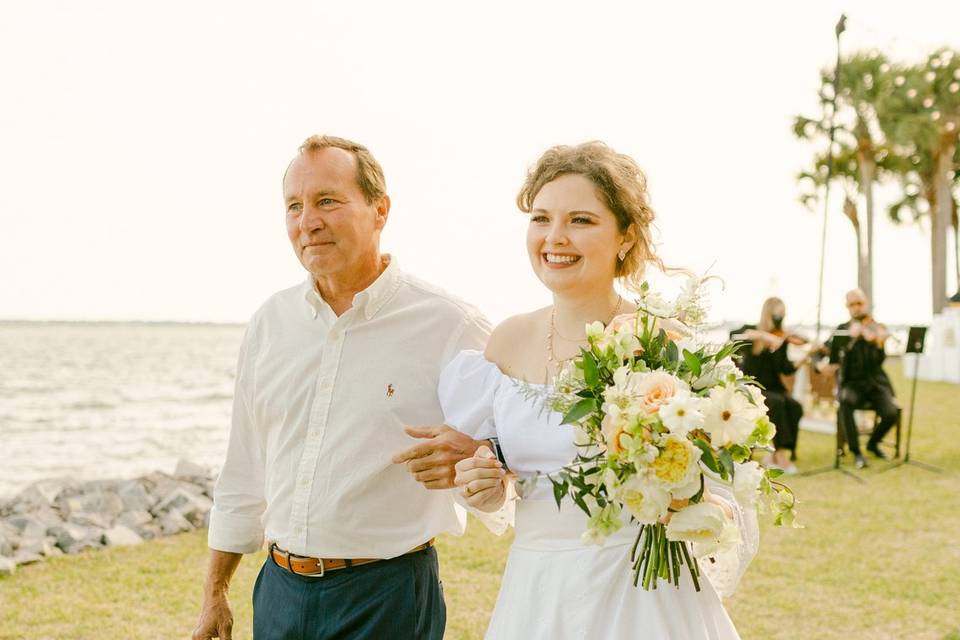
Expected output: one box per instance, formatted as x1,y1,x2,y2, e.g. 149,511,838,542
539,278,799,591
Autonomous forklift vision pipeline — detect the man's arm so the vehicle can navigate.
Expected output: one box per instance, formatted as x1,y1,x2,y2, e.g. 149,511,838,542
192,550,243,640
196,322,266,637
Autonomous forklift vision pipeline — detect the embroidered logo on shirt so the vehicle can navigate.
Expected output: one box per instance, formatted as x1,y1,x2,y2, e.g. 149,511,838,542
386,384,395,398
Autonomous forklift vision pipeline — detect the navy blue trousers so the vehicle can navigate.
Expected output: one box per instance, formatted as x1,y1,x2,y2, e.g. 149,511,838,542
252,546,445,640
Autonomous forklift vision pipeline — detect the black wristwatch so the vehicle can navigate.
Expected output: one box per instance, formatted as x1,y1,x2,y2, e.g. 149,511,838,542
488,437,508,469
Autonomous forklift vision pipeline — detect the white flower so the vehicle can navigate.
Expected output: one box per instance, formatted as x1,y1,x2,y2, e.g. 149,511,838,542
670,474,703,500
600,405,627,453
665,501,727,546
603,366,646,418
692,356,741,390
659,392,704,436
616,476,671,524
582,500,624,545
745,385,769,416
627,442,659,468
703,385,759,446
639,292,677,317
692,514,742,558
732,460,765,507
585,321,605,341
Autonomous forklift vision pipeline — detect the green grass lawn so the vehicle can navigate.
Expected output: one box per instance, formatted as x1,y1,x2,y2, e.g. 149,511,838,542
1,364,958,639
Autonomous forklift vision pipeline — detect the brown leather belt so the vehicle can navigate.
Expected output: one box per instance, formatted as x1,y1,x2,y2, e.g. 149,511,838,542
270,539,435,577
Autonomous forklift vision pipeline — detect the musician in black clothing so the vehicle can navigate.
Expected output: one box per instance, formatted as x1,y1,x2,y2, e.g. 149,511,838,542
827,288,899,469
732,297,811,474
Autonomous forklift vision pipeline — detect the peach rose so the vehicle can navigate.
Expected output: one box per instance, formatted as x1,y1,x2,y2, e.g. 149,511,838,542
636,371,681,415
653,317,691,342
608,313,638,334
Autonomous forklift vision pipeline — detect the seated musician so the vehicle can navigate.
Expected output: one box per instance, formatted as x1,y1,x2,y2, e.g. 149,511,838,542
826,288,899,469
731,297,812,474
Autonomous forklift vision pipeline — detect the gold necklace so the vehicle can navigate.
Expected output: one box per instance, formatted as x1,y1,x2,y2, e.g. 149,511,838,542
547,295,622,364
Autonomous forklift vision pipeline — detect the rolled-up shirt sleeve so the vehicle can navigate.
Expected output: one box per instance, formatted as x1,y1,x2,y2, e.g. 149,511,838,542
208,323,267,554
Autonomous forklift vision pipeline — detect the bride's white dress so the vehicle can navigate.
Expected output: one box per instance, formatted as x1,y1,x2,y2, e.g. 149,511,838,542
440,351,759,640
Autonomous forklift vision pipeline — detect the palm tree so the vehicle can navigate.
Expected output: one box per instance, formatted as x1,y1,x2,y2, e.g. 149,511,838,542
793,51,896,304
880,49,960,313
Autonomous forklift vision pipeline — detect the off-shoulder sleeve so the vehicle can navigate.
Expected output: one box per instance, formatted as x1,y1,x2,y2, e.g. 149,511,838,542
699,480,760,599
439,350,515,534
438,349,502,441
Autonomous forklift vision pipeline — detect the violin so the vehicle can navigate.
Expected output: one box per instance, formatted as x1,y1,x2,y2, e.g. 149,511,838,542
770,327,809,346
847,314,888,347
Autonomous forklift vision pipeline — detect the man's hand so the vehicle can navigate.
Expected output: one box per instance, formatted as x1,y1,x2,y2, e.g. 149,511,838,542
392,425,486,489
192,590,234,640
193,550,242,640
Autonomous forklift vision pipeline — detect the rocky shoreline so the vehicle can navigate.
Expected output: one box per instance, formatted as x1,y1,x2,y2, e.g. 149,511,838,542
0,459,215,576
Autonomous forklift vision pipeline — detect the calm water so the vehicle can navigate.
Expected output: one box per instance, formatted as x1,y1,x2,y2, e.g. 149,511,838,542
0,322,244,498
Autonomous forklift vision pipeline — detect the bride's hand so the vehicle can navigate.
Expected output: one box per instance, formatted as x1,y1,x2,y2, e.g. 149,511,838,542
454,446,507,512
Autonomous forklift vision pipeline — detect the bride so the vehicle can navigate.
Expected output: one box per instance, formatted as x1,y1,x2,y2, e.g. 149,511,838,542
439,142,757,639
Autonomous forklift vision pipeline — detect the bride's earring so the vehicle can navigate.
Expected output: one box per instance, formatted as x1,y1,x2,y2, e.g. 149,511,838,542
618,248,627,261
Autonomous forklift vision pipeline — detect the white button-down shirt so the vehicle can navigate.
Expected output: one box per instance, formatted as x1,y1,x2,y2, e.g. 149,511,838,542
208,257,490,559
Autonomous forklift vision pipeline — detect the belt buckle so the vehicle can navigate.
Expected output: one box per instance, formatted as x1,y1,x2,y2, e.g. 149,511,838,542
290,550,325,578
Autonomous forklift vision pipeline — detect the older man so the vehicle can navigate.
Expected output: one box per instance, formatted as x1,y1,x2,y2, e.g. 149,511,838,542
192,135,490,640
832,288,899,469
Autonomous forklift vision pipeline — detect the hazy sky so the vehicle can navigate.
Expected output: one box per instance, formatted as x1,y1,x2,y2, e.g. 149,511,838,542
2,1,958,327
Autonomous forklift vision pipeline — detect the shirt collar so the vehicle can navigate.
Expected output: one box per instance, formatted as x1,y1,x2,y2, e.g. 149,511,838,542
302,255,401,321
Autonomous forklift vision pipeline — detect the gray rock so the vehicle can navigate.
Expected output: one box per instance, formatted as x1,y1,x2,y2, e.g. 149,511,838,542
159,510,194,535
102,525,144,547
135,522,162,540
67,512,111,530
152,488,212,527
16,536,61,558
7,515,46,540
0,556,14,576
62,539,102,555
17,479,70,507
33,506,64,530
174,459,208,479
58,491,124,524
49,523,93,551
116,510,153,530
117,480,155,512
13,550,43,566
0,523,19,553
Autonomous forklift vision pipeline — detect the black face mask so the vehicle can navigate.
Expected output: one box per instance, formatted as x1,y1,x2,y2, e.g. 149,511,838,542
771,315,784,329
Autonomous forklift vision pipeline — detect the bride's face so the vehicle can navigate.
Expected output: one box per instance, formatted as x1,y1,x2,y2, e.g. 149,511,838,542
526,173,624,296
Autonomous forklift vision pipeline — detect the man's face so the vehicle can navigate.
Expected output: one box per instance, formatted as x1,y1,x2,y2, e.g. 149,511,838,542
846,292,868,320
283,148,388,281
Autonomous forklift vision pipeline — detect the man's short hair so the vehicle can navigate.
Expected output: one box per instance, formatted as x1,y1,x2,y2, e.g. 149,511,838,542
298,135,387,204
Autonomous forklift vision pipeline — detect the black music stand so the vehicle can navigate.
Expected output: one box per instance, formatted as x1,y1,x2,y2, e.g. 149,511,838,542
879,327,942,474
802,334,865,482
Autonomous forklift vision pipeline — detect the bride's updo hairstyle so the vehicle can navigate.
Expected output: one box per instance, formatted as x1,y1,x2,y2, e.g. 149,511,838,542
516,141,663,293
